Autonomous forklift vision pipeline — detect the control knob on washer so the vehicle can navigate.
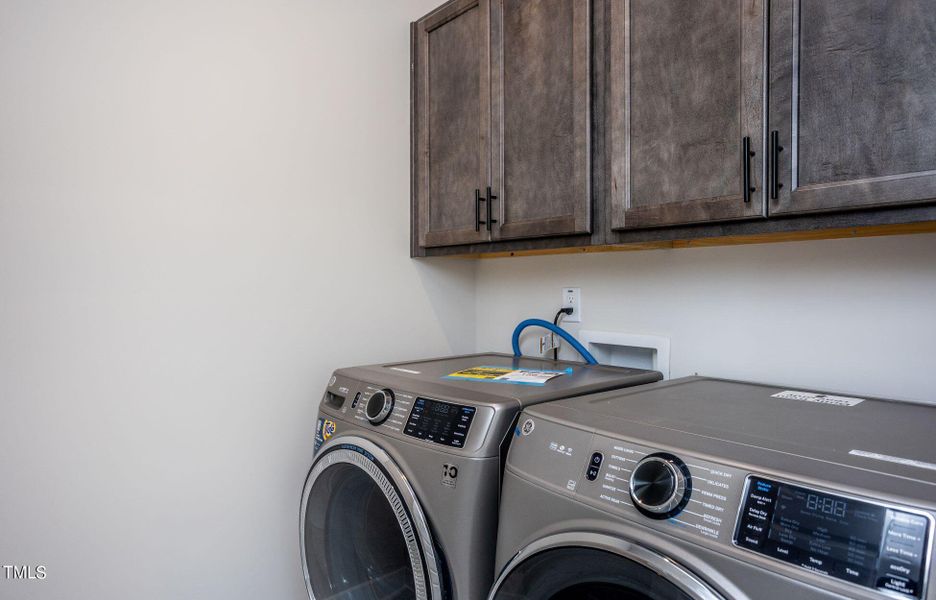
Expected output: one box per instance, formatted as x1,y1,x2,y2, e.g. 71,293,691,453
629,453,691,519
365,389,395,425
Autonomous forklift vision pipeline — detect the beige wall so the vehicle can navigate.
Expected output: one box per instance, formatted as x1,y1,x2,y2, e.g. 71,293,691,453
0,1,461,598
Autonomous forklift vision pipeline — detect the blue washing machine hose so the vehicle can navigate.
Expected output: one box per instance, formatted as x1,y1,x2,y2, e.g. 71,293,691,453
511,318,598,365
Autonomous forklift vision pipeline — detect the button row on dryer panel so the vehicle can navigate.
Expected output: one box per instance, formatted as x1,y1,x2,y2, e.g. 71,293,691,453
587,443,641,513
585,452,604,480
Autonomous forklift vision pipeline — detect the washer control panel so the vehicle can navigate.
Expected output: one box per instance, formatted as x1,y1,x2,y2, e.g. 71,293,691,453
322,376,496,455
735,476,932,599
403,397,476,448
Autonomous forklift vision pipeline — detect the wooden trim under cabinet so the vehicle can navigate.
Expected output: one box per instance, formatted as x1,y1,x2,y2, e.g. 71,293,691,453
469,221,936,259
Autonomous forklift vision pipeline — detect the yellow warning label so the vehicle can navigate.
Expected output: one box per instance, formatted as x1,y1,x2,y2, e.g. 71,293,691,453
444,365,570,386
445,366,514,380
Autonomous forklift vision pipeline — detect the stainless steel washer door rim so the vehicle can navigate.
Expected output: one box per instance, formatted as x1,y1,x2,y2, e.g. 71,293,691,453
487,532,726,600
300,435,442,600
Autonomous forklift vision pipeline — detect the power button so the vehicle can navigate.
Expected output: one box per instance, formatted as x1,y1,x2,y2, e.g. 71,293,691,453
586,452,604,481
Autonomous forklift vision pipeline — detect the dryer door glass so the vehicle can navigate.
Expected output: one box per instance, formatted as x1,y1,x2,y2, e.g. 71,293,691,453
491,548,699,600
302,448,430,600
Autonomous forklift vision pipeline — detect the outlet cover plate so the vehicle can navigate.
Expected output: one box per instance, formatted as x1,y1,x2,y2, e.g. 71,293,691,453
561,287,581,323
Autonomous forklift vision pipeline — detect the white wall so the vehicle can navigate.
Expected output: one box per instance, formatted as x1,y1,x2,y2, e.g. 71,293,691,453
0,1,463,598
476,234,936,404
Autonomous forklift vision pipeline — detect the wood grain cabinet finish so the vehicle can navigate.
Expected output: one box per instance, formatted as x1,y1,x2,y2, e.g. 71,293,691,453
414,0,491,248
490,0,591,240
413,0,936,256
414,0,590,248
768,0,936,215
608,0,766,229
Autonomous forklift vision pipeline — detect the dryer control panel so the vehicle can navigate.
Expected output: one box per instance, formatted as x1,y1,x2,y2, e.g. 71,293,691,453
506,410,935,600
505,415,747,546
734,475,932,599
576,434,745,544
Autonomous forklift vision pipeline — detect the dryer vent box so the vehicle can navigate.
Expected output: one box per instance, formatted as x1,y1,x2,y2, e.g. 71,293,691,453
577,330,670,379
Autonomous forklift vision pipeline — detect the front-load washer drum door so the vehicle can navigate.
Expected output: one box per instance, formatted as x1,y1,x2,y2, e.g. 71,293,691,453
301,438,442,600
488,534,725,600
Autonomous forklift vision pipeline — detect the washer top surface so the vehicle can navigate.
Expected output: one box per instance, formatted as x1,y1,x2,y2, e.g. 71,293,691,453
336,352,663,410
525,377,936,490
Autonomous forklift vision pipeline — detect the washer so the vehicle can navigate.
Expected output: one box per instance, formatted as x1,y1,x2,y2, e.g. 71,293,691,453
300,353,662,600
490,377,936,600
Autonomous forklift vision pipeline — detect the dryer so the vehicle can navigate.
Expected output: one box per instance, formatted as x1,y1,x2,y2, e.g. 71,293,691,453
490,377,936,600
299,353,662,600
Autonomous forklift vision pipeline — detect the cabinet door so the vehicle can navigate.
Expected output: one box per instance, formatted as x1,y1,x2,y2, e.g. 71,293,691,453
609,0,765,229
490,0,591,240
415,0,491,247
769,1,936,215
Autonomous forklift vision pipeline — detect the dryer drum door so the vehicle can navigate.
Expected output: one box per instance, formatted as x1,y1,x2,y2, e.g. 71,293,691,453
488,533,724,600
301,436,442,600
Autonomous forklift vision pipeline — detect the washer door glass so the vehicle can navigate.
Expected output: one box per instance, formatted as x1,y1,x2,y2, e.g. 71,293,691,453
303,450,426,600
491,547,696,600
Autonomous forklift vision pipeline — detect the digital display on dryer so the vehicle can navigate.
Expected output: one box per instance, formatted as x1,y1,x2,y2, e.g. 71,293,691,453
734,476,931,598
403,398,475,448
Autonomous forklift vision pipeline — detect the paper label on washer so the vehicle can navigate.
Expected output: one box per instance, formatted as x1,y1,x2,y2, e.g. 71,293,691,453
771,390,865,407
443,365,571,386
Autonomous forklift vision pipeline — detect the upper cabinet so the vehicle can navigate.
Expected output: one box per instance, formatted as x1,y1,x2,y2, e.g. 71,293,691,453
413,0,590,248
491,0,591,240
768,1,936,216
609,0,765,229
412,0,936,257
414,0,491,248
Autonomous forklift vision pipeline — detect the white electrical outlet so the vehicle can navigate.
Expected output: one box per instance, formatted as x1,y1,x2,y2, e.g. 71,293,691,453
561,287,581,323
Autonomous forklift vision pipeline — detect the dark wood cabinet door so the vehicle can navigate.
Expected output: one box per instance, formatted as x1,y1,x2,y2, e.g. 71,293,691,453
490,0,591,240
769,1,936,216
415,0,491,247
609,0,766,229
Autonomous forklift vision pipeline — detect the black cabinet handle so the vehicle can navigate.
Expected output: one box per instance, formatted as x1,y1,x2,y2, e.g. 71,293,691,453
769,130,784,200
486,186,497,232
475,188,497,232
742,136,755,203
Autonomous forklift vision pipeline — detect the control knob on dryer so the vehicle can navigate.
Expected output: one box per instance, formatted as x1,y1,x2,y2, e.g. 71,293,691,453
365,389,395,425
629,453,692,519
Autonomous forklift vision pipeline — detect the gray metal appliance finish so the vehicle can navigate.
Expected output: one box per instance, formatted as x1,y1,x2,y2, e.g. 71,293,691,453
492,377,936,600
300,353,662,600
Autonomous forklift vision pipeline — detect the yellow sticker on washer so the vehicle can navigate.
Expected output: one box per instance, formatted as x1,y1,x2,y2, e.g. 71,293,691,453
444,365,571,386
445,366,515,380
